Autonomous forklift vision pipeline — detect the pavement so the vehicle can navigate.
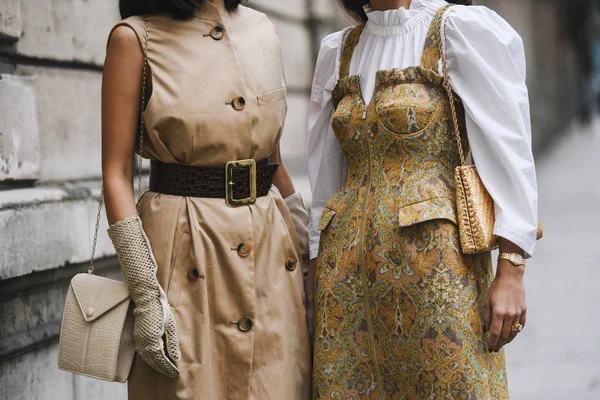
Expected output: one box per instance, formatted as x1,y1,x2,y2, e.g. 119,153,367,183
504,117,600,400
292,116,600,399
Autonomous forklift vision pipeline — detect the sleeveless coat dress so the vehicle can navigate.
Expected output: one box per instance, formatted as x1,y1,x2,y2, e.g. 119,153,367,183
313,6,508,399
108,1,311,399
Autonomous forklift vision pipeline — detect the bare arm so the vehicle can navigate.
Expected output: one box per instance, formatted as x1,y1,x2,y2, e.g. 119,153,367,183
270,143,296,199
102,26,144,225
484,238,527,352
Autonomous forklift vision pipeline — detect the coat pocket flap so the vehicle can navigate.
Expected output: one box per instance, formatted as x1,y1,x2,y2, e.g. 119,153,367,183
398,197,457,228
257,88,286,106
318,208,337,231
71,273,130,322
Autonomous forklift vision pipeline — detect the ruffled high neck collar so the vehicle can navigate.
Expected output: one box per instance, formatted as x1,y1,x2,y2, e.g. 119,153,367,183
364,0,446,36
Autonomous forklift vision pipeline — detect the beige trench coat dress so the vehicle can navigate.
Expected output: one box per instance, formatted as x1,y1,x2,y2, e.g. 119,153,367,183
108,1,311,398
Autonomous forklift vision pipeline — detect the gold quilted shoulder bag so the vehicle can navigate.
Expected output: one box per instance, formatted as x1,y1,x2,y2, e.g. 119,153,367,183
58,16,151,382
437,7,542,255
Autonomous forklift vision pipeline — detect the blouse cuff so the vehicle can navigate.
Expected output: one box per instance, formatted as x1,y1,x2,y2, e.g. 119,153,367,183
284,191,302,202
494,225,536,259
309,208,322,260
309,246,319,262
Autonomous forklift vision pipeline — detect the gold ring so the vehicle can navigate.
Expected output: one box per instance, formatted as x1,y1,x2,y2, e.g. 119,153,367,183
510,323,523,333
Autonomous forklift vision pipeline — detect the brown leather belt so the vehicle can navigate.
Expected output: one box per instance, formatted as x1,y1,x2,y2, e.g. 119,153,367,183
149,158,278,207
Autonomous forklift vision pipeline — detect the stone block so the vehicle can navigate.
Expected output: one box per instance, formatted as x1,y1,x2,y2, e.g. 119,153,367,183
0,185,114,280
17,66,103,182
0,344,126,400
15,0,119,65
0,74,40,181
270,19,313,90
0,0,21,42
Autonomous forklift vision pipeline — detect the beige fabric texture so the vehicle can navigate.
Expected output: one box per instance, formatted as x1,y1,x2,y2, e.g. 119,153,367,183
108,216,181,378
108,1,311,398
284,192,310,279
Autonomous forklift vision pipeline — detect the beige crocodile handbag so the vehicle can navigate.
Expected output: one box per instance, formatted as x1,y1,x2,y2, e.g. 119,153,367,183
58,17,151,382
437,6,543,255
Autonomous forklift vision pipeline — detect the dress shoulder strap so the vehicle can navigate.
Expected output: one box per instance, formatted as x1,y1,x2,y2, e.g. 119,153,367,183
420,4,454,71
338,25,365,80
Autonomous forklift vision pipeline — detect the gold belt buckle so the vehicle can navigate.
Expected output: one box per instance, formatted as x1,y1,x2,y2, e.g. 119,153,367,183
225,159,257,207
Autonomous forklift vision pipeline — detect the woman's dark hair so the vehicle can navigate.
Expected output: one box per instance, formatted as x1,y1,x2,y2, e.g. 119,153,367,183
341,0,472,23
120,0,243,19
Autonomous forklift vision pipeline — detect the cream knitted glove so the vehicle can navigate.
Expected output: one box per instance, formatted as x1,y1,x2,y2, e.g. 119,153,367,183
108,215,180,378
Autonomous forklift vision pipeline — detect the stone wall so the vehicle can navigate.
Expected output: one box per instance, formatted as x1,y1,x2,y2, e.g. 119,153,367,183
0,0,591,399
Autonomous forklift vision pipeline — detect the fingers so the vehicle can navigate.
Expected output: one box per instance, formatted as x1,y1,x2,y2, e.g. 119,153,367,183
505,318,518,345
487,308,504,352
507,310,527,345
489,308,525,351
506,312,525,345
497,313,516,349
140,346,179,378
483,296,492,333
134,318,180,378
165,311,181,361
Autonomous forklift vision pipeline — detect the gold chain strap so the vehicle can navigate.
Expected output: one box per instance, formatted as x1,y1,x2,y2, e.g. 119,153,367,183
436,5,467,167
137,16,149,212
89,16,150,274
89,188,104,274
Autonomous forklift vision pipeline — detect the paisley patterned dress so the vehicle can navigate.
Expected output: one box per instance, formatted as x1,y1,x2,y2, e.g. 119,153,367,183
313,6,508,399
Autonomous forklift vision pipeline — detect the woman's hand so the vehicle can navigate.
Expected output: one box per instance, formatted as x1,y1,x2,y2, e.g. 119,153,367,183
306,259,317,350
484,239,527,352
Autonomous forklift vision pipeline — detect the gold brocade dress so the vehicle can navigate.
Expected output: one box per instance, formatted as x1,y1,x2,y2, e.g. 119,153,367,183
313,6,508,399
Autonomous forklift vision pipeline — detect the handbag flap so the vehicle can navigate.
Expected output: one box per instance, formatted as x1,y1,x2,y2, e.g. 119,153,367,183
71,273,130,323
398,197,457,228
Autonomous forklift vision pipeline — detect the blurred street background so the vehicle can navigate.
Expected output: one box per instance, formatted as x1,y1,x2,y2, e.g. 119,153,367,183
1,0,599,399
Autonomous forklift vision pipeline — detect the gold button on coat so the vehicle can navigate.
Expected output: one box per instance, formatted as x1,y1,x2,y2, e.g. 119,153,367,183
285,257,297,271
237,318,253,332
210,26,224,40
231,96,246,111
237,242,251,257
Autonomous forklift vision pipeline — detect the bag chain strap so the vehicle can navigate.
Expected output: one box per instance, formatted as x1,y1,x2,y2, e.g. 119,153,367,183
89,16,150,274
436,5,467,167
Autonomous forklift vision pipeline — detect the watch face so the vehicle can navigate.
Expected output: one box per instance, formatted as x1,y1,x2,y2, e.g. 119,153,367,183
512,254,524,265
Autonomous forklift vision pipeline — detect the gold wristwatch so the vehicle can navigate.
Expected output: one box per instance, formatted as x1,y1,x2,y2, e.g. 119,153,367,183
498,253,526,267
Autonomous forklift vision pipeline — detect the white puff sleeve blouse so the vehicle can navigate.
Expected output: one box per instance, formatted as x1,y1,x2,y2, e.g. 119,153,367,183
307,0,539,259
